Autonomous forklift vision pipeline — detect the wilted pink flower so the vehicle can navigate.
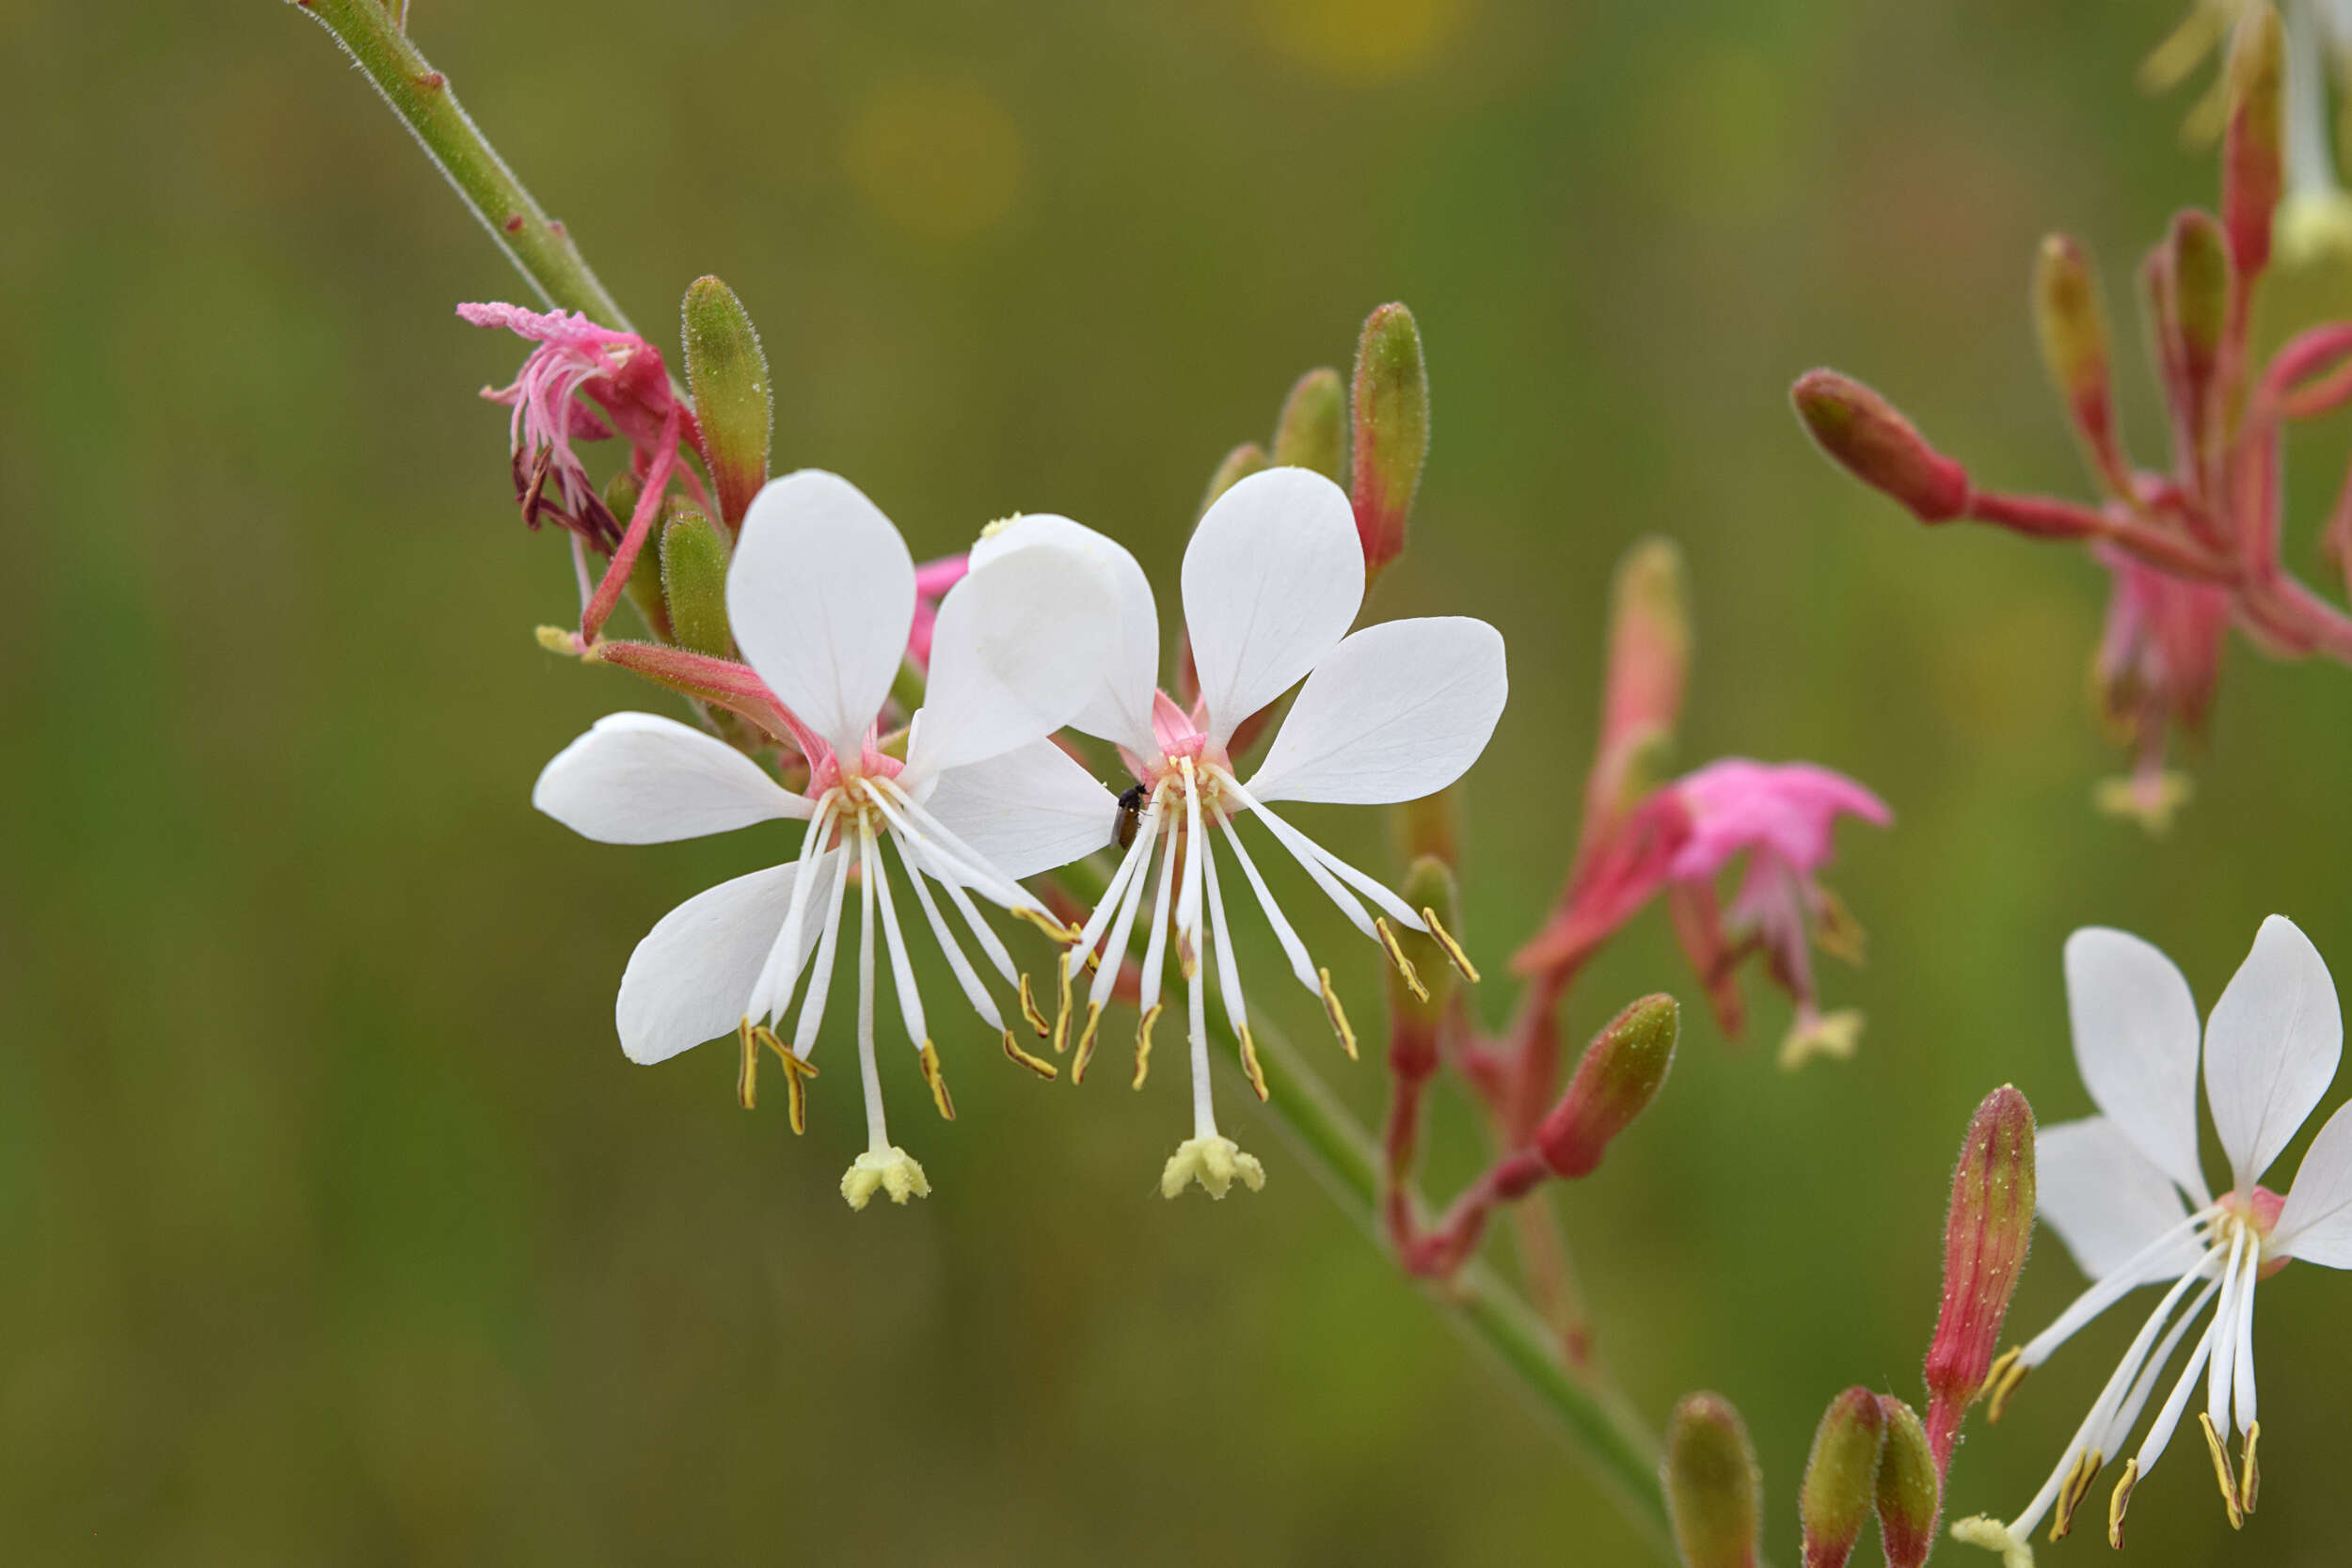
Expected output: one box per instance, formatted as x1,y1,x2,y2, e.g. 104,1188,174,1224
1667,759,1892,1069
2090,545,2229,833
458,302,689,549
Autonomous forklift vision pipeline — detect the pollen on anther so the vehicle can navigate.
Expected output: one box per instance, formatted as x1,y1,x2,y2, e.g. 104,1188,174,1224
1237,1025,1268,1101
2199,1413,2246,1529
1318,967,1359,1059
1422,906,1482,983
1981,1346,2027,1422
1018,973,1052,1037
1375,918,1430,1003
1072,1003,1104,1085
2238,1420,2261,1515
1134,1003,1162,1089
919,1041,956,1121
1001,1029,1058,1081
2107,1458,2139,1549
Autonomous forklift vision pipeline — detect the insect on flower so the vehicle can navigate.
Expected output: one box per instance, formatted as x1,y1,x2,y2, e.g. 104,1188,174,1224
532,470,1120,1209
927,468,1508,1198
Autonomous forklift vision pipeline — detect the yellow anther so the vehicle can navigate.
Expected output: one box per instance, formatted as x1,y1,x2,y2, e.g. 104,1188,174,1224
1052,956,1074,1053
752,1023,818,1135
1421,906,1481,983
738,1017,760,1109
1072,1003,1104,1085
1133,1002,1162,1089
1375,917,1430,1002
1236,1024,1270,1101
1319,967,1359,1059
1018,973,1051,1037
2106,1458,2139,1549
1813,884,1867,965
1981,1346,2028,1422
2050,1447,2102,1541
918,1040,956,1121
2239,1420,2260,1515
1011,905,1080,942
1001,1028,1057,1081
2199,1413,2246,1529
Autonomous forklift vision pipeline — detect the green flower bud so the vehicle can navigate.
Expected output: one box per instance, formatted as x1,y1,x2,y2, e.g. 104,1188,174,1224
1200,441,1267,516
660,500,734,659
2170,210,2232,389
1386,856,1461,1082
1271,366,1345,482
1799,1387,1886,1568
1872,1398,1940,1568
1663,1392,1762,1568
1536,995,1679,1179
1923,1085,2036,1466
1349,302,1428,578
681,276,773,531
2032,234,2128,492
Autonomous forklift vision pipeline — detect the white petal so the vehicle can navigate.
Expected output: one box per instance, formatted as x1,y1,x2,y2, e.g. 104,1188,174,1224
1180,467,1362,749
903,540,1120,778
2036,1116,2202,1284
532,712,810,844
2275,1096,2352,1267
970,514,1161,753
917,738,1119,881
1245,617,1506,806
2204,914,2344,1188
2065,927,2213,1205
726,470,914,758
616,862,811,1064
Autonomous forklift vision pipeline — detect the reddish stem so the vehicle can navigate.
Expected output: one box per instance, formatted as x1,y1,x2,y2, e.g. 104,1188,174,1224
581,404,682,640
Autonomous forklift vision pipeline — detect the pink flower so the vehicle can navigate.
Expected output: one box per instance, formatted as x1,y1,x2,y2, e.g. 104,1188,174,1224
1666,759,1892,1069
457,302,689,549
2090,545,2230,833
906,553,972,669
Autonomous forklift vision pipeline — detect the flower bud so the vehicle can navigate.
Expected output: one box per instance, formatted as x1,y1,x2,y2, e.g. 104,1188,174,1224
1872,1397,1940,1568
1585,538,1691,841
1662,1392,1761,1568
1922,1085,2036,1467
1349,302,1429,578
2221,3,2283,283
1799,1387,1886,1568
1387,856,1459,1083
1272,366,1345,483
2164,213,2233,453
1535,994,1678,1179
680,276,772,531
1788,371,1971,523
2032,235,2127,491
660,500,734,659
1199,441,1266,516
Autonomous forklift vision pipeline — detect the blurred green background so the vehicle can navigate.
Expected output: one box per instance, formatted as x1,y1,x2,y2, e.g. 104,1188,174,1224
8,0,2352,1561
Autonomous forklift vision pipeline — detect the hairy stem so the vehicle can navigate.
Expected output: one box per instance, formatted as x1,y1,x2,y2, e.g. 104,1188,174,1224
287,0,635,331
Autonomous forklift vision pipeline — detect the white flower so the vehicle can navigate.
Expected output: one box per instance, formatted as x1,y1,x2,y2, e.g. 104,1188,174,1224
532,470,1117,1209
932,467,1507,1196
1951,916,2352,1564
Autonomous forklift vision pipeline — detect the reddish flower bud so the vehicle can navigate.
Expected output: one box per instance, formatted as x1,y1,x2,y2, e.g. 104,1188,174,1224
1349,302,1429,578
1663,1392,1762,1568
1535,994,1678,1179
1386,856,1460,1085
1271,366,1345,483
680,276,772,531
2221,3,2284,284
1583,538,1691,844
2032,235,2127,492
1872,1398,1940,1568
1922,1085,2036,1469
1800,1387,1886,1568
1789,371,1971,523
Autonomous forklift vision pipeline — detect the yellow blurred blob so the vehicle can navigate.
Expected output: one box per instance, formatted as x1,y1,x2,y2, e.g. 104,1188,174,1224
845,74,1023,244
1259,0,1471,82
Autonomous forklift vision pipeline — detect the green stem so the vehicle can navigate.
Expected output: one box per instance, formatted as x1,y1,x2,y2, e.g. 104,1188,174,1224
292,8,1674,1550
288,0,636,332
1238,1020,1672,1559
